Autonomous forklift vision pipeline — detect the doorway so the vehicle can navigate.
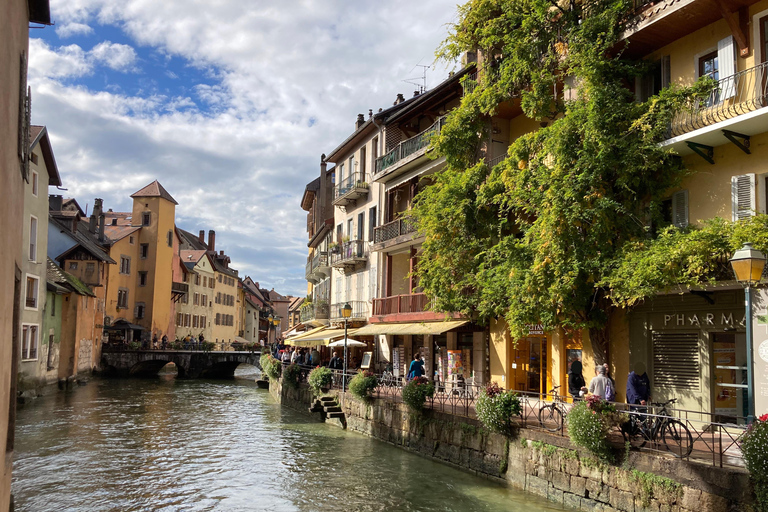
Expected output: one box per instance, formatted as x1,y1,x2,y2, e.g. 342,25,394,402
711,332,748,424
512,336,547,394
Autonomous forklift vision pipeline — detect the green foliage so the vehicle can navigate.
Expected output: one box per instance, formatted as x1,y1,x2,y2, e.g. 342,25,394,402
411,0,719,351
531,440,557,456
128,341,141,350
742,416,768,511
201,341,214,352
348,371,378,402
567,400,614,461
402,376,436,412
259,354,282,380
629,469,682,508
499,439,510,474
282,363,301,389
520,437,528,449
475,382,521,435
307,366,333,395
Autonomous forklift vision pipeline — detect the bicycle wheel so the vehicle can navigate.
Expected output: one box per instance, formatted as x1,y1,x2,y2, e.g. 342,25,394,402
621,416,648,449
661,419,693,458
538,404,563,432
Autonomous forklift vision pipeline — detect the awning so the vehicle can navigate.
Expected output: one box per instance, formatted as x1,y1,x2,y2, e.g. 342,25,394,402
284,327,359,346
353,320,468,336
104,321,144,331
284,326,326,343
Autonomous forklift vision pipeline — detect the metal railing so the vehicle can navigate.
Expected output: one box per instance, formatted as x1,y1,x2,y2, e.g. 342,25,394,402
329,300,368,321
305,260,313,280
373,217,417,244
487,154,506,168
375,116,447,176
300,301,329,323
372,293,430,316
334,172,369,200
330,240,368,266
312,251,328,271
670,62,768,138
461,72,478,96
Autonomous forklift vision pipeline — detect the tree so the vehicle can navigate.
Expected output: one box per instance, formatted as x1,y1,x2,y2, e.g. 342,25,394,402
411,0,714,363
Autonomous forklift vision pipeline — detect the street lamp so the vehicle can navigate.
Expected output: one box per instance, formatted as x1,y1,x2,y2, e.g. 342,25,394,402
730,242,767,423
341,302,353,392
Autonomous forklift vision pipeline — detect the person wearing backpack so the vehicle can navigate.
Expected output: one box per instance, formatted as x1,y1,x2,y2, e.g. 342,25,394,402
567,360,585,399
588,365,613,401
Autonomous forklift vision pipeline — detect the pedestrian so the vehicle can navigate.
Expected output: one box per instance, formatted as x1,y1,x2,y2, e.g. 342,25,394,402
567,360,585,399
152,334,158,350
588,365,614,401
626,362,651,409
310,347,321,366
290,347,299,364
161,334,168,350
281,349,290,363
295,349,305,366
328,351,343,370
407,354,424,381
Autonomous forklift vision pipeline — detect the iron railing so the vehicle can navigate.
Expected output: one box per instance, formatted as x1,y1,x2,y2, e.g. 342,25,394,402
373,217,417,244
375,116,447,176
330,240,368,266
300,301,329,323
334,172,369,200
329,300,368,321
487,154,506,168
670,62,768,138
305,259,313,281
372,293,430,316
462,71,478,96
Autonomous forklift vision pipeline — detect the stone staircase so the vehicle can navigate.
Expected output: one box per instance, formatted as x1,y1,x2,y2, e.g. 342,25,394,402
309,396,346,429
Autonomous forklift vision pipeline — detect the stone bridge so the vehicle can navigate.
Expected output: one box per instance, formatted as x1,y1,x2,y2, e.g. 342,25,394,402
101,348,261,379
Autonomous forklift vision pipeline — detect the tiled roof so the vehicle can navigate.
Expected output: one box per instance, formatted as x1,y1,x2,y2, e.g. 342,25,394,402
104,225,141,243
177,228,208,250
131,180,178,205
30,125,44,142
180,249,207,265
288,296,304,312
49,215,115,264
104,211,132,226
46,258,95,297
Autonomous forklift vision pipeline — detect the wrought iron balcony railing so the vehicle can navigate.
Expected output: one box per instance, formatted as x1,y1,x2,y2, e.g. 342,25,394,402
372,293,430,316
333,172,369,203
461,71,478,96
300,301,329,323
669,62,768,138
375,116,447,176
373,217,418,245
330,240,368,267
329,300,369,322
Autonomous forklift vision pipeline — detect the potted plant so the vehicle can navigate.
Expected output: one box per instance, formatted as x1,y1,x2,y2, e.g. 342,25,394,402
308,366,333,395
402,376,435,412
283,363,301,389
259,353,282,380
475,382,521,435
741,413,768,511
349,370,378,401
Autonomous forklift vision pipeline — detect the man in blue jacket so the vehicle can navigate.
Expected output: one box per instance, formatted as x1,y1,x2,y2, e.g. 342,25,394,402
626,362,651,409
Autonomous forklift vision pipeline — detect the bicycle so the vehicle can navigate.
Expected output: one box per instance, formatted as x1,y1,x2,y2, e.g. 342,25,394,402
621,398,693,458
538,385,569,432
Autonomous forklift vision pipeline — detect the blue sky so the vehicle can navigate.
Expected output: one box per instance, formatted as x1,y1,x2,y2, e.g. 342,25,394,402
29,0,459,297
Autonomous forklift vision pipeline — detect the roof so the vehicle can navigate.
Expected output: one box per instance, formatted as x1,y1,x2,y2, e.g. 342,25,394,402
29,125,62,187
177,228,208,250
212,256,238,278
131,180,178,205
383,67,471,125
180,249,207,265
46,258,96,297
28,0,51,25
301,176,321,211
104,224,141,243
62,198,85,216
288,296,304,312
49,215,115,264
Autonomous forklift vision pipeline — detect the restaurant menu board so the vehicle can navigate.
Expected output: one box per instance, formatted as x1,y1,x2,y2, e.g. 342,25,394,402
713,339,738,416
392,347,404,378
448,350,464,378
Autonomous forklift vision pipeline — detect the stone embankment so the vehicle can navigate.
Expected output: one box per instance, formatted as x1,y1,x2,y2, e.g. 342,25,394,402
269,380,752,512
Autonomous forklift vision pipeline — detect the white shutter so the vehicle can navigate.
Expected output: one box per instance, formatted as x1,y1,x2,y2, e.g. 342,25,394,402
717,36,736,100
356,272,365,301
732,174,756,221
671,190,688,228
369,267,378,300
653,332,700,390
335,277,342,305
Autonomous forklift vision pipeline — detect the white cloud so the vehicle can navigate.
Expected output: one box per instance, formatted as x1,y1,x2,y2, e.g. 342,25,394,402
90,41,139,72
56,22,94,38
31,0,459,296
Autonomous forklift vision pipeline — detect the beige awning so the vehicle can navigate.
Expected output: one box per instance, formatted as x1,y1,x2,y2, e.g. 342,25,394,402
284,326,326,343
353,320,468,336
284,326,358,346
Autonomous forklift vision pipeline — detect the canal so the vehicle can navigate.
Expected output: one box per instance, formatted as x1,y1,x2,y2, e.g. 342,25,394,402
12,374,565,511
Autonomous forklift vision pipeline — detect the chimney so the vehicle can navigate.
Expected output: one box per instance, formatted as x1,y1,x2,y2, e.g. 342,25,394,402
89,211,97,233
49,194,63,212
198,230,205,243
89,198,102,234
368,109,373,119
98,213,105,242
393,93,405,105
461,50,478,67
208,230,215,252
219,250,224,256
356,113,365,130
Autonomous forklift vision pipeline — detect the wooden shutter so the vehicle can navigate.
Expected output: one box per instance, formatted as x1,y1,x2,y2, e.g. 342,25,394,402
732,174,755,221
672,190,688,228
718,36,736,99
653,332,700,390
661,55,671,89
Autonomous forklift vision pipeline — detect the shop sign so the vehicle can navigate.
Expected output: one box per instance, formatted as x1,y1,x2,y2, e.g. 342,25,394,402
526,323,545,335
659,311,745,329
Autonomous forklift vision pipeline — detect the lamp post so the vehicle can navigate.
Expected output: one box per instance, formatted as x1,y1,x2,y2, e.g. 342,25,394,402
729,242,767,423
341,302,352,392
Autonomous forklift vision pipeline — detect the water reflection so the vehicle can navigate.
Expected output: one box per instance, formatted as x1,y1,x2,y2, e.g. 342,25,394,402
13,377,564,511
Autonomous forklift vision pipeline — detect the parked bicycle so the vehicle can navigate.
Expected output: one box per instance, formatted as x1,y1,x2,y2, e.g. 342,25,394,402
538,385,569,432
622,398,693,458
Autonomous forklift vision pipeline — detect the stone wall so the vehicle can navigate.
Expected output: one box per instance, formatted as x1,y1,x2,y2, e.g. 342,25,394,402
268,381,753,512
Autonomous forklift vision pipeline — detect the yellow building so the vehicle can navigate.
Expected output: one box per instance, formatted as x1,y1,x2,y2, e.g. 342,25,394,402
176,250,215,342
103,181,178,342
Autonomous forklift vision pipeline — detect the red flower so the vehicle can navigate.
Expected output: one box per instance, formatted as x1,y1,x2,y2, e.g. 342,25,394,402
759,414,768,422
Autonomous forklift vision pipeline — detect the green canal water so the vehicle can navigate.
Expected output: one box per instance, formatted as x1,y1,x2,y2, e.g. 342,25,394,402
12,373,565,511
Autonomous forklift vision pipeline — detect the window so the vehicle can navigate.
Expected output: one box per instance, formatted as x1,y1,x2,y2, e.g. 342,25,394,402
194,293,199,306
117,288,129,309
201,316,206,328
21,325,38,360
201,294,207,307
349,155,355,177
202,276,207,287
69,262,78,270
86,262,95,274
347,219,353,238
129,236,134,244
25,275,38,309
699,51,718,81
635,56,669,102
373,137,379,161
357,212,364,240
135,303,145,319
193,315,199,328
369,206,377,242
167,230,173,247
671,190,689,228
336,224,343,243
29,216,37,261
120,256,131,275
218,275,222,283
338,163,344,183
142,212,151,226
185,314,191,327
195,275,201,286
30,152,37,165
31,170,38,196
177,313,183,326
732,174,756,221
215,313,221,325
139,271,148,287
140,244,149,259
360,146,366,176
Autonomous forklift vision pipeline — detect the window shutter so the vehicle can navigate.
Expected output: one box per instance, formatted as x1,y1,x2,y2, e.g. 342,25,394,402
134,305,140,318
671,189,688,228
732,174,755,221
718,36,736,99
661,55,671,89
653,332,700,390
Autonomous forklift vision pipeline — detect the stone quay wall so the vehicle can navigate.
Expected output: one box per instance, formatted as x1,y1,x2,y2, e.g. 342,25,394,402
268,381,753,512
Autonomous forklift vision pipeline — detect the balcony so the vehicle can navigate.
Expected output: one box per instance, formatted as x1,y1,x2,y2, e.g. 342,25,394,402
662,62,768,159
300,301,329,325
373,293,430,316
462,71,478,96
332,172,369,207
329,300,368,322
330,240,368,271
171,281,188,303
311,251,330,280
372,217,419,252
374,116,446,181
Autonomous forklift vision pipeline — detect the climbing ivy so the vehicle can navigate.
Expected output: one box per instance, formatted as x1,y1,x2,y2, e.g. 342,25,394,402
411,0,720,361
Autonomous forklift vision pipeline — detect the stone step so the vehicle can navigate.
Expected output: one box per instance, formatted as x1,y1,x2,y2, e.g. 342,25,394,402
319,396,337,403
327,411,345,419
324,406,342,413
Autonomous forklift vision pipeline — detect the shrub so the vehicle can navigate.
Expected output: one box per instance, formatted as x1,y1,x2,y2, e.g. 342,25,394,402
259,353,282,380
742,414,768,511
282,363,301,389
567,396,618,461
475,382,521,435
202,341,215,352
128,341,141,350
402,376,435,412
308,366,333,395
348,370,378,401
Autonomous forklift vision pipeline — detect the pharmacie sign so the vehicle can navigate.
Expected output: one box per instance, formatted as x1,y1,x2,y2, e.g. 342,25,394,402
656,310,745,329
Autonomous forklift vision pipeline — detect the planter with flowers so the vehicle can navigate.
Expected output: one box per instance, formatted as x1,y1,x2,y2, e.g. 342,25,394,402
402,376,435,412
567,394,625,461
742,413,768,511
475,382,522,435
308,366,333,395
349,370,378,402
259,353,282,380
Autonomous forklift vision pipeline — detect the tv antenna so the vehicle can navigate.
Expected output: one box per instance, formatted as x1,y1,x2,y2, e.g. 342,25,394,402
402,62,429,94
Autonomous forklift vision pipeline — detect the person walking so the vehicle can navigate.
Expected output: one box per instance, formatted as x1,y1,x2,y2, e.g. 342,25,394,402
567,360,585,399
161,334,168,350
588,365,613,400
626,362,651,409
310,348,321,366
407,354,425,381
328,351,343,370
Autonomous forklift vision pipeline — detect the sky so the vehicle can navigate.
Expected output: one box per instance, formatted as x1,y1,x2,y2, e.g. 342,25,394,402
30,0,460,298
